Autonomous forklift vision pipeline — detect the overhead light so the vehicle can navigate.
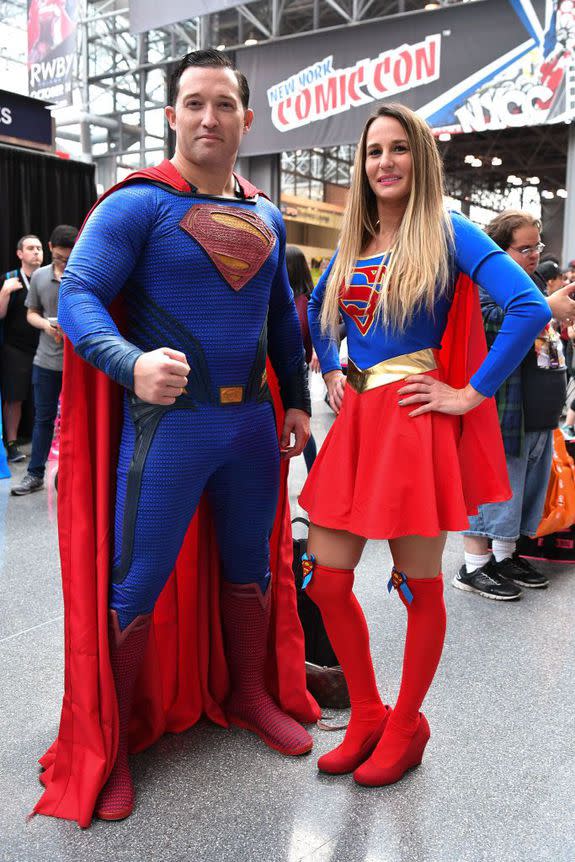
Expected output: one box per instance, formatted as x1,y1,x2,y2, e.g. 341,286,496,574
464,155,475,164
244,37,258,46
438,132,451,142
528,176,540,185
471,158,482,167
557,188,568,198
507,174,517,183
491,156,502,166
425,2,441,8
216,44,226,51
541,190,555,199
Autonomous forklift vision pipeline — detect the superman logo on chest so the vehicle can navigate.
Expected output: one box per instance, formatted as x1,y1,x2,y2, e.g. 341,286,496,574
339,263,386,336
179,203,276,291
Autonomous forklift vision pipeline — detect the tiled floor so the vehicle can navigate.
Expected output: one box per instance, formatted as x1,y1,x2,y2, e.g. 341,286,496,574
1,396,574,862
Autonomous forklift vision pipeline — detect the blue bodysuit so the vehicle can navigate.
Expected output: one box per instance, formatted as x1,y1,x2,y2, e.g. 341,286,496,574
309,211,550,396
59,179,308,630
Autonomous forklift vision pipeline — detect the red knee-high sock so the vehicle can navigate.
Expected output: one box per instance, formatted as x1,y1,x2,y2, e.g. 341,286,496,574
307,564,389,773
369,572,446,769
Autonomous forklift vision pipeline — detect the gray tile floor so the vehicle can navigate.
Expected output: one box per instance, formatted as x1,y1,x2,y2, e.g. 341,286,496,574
1,396,574,862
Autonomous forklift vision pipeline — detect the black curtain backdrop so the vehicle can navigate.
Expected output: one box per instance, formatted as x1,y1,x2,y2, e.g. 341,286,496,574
0,144,96,440
0,144,97,275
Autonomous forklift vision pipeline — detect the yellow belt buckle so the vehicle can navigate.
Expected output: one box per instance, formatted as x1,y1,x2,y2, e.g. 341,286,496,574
219,385,244,405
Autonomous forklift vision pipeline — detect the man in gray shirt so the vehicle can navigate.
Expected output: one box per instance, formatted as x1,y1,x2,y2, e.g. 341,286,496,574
11,225,78,495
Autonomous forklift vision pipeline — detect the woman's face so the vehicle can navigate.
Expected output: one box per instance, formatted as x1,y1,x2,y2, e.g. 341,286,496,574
364,116,413,210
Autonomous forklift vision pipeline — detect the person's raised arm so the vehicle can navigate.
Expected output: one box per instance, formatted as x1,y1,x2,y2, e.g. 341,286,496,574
450,213,550,398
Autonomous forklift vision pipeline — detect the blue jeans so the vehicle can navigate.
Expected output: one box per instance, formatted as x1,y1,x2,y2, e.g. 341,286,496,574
28,365,62,479
465,429,553,541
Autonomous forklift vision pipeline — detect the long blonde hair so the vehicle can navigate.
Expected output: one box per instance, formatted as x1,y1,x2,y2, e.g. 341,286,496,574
320,104,453,337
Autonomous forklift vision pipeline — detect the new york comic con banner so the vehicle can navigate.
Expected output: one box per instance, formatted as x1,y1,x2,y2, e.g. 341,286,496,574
236,0,575,156
28,0,79,105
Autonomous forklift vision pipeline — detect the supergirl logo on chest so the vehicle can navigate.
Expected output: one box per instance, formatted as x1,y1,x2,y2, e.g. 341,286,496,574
339,263,385,336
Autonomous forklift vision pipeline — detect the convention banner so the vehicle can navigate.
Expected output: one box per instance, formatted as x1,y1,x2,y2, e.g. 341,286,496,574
27,0,79,105
236,0,575,156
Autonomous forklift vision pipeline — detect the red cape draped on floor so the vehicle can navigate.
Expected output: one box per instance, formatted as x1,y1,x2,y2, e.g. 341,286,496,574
438,273,511,512
33,163,320,828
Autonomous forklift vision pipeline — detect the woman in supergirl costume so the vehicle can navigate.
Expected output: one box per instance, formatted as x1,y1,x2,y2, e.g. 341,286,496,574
298,104,551,787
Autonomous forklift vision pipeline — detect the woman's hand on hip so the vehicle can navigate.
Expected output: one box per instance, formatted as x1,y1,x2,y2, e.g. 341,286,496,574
324,369,346,415
397,376,484,416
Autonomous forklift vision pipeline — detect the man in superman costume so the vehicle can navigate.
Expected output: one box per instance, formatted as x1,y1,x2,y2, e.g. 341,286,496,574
33,49,320,827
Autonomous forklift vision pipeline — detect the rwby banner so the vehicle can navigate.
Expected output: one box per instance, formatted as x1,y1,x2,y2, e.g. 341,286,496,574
237,0,575,157
28,0,79,105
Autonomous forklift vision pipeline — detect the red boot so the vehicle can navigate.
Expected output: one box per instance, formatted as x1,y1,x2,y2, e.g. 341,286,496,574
220,581,313,756
95,611,151,821
353,712,430,786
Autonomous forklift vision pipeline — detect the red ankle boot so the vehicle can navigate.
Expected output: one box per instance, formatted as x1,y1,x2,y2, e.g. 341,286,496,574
220,581,313,756
95,611,151,821
317,708,390,774
353,712,430,786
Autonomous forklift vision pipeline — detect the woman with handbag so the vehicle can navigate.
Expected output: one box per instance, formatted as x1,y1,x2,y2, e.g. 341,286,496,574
298,103,551,787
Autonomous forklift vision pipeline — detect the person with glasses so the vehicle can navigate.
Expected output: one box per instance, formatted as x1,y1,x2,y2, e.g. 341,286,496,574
10,224,78,495
458,210,575,599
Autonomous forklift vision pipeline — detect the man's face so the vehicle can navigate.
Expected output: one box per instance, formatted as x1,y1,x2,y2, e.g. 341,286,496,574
17,237,43,270
506,224,542,275
49,243,71,276
165,66,253,170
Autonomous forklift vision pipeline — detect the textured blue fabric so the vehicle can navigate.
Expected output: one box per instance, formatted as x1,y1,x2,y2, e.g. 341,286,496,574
111,399,278,630
58,183,304,393
308,211,550,397
57,181,303,630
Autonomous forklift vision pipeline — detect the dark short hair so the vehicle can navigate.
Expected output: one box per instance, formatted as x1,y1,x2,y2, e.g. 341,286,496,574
485,210,541,251
17,234,41,251
168,49,250,109
49,224,78,248
286,245,314,298
537,260,562,282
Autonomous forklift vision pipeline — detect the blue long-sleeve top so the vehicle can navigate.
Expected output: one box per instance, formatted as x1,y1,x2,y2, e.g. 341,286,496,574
308,211,550,398
58,182,306,401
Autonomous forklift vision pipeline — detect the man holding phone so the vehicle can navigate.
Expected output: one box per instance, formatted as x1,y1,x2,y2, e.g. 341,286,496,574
11,224,77,495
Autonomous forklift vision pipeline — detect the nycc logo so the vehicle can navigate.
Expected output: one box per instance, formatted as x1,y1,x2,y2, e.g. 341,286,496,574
267,34,441,132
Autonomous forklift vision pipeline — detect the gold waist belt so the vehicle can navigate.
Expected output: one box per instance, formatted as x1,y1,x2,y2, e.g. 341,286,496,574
346,348,437,394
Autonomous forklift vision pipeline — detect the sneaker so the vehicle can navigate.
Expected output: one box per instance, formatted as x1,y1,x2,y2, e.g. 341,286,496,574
452,559,522,601
10,473,44,496
6,442,25,463
560,424,575,440
495,554,549,589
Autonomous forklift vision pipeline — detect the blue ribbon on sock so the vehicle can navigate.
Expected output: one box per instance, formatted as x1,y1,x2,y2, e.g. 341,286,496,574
301,552,316,590
387,567,414,604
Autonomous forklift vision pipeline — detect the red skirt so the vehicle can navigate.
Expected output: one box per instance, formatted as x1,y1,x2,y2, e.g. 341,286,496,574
299,370,477,539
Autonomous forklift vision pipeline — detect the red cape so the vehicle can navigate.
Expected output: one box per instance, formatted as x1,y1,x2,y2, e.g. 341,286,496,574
438,273,511,512
33,162,320,827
